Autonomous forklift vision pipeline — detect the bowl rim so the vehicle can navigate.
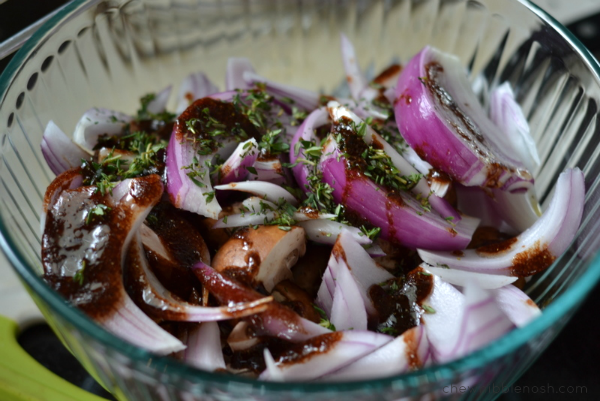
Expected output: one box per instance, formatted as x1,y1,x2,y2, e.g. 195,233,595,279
2,0,600,394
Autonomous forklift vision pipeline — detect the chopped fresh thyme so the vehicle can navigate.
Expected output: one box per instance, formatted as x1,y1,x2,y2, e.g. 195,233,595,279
314,304,336,331
85,204,112,225
422,304,436,314
73,260,86,285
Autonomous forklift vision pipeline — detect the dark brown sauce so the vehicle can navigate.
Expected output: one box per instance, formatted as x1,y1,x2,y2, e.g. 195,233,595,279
373,64,402,86
42,175,163,322
510,240,555,277
467,226,512,249
403,327,421,370
476,237,518,256
278,332,343,366
368,267,433,337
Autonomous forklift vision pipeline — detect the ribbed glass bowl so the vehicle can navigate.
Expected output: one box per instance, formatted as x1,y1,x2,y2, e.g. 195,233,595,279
2,0,600,400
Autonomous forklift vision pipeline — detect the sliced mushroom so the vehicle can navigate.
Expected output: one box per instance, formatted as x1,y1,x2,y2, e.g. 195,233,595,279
212,225,306,292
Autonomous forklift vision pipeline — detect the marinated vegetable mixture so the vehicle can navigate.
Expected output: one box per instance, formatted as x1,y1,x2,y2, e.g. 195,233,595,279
40,37,585,381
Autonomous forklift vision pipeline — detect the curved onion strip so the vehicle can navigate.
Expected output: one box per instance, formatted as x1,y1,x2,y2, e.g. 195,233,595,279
40,168,83,234
126,232,272,321
146,85,172,115
214,180,298,206
422,264,517,289
340,33,367,101
176,72,219,114
182,322,226,371
490,188,541,233
492,285,541,328
218,138,259,184
41,121,89,175
455,184,506,230
191,261,329,343
243,71,320,111
297,219,371,245
259,331,393,382
321,325,429,381
43,176,184,354
73,108,132,153
165,127,222,219
226,57,256,91
330,257,368,331
327,101,456,219
418,168,585,276
490,82,540,172
319,137,478,250
394,46,533,192
289,107,330,192
213,210,336,229
316,230,392,317
251,157,288,185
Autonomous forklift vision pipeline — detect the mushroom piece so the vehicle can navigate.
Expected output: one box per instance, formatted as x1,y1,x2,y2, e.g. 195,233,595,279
272,280,321,323
212,225,307,292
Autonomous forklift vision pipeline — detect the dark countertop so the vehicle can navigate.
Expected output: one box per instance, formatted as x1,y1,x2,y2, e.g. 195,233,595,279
1,1,599,400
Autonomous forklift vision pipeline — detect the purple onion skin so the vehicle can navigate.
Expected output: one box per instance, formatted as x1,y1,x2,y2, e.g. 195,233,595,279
321,155,472,250
289,108,328,193
165,127,183,204
394,47,533,193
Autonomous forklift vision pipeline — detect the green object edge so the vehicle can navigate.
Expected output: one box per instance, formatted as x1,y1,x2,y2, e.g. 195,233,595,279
0,315,106,401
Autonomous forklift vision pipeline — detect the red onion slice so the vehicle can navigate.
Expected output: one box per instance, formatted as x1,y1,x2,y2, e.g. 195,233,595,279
165,126,222,219
490,82,540,173
418,168,585,276
492,285,541,327
42,175,185,354
226,57,255,91
126,232,272,321
330,257,368,331
176,72,219,114
250,157,288,185
214,180,299,206
289,107,330,192
40,168,83,233
146,85,172,115
340,33,367,101
319,136,479,250
296,220,371,245
182,322,226,371
243,71,320,111
73,108,132,152
218,138,259,184
259,331,393,381
321,325,429,381
41,121,90,175
394,46,533,192
490,188,541,233
422,264,517,290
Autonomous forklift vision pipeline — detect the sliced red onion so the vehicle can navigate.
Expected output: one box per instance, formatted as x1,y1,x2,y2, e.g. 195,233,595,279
40,168,83,233
165,126,222,219
422,264,517,289
490,188,541,233
191,261,329,343
296,220,371,245
41,121,90,175
72,108,132,152
259,331,393,381
126,232,272,321
317,229,393,317
422,275,514,363
321,325,429,381
340,33,367,101
146,85,172,115
319,136,478,250
455,184,506,230
212,209,335,229
176,72,219,114
365,242,386,258
289,107,330,192
330,257,368,331
490,82,540,173
394,46,533,192
227,321,260,351
218,138,259,184
226,57,256,91
243,71,320,111
418,168,585,276
182,322,226,371
492,285,541,327
250,157,288,185
42,175,184,354
214,180,298,206
327,101,457,219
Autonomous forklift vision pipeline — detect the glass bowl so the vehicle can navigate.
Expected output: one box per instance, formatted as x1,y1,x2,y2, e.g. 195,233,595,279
2,0,600,400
